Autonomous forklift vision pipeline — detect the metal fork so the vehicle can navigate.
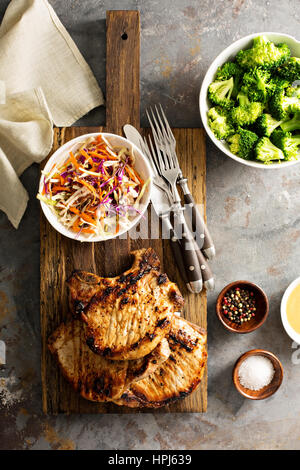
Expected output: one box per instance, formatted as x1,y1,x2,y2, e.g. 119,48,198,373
146,107,215,291
145,132,204,293
146,105,215,259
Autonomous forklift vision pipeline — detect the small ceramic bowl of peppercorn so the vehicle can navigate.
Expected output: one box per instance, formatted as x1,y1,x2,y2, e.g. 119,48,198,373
216,281,269,333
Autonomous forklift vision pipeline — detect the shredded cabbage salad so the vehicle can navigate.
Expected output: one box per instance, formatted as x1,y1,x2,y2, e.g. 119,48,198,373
38,135,150,239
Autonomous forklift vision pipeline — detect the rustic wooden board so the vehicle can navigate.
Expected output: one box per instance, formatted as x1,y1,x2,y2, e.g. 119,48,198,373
40,11,207,414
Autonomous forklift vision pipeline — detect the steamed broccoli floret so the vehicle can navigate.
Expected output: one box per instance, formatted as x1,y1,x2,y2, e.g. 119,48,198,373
277,57,300,82
270,76,291,90
256,113,283,137
215,62,242,98
236,36,290,69
269,88,300,119
208,77,234,108
241,68,274,102
271,129,300,160
255,136,285,163
216,62,241,80
207,106,235,140
227,128,259,159
236,91,250,106
281,113,300,132
231,101,264,126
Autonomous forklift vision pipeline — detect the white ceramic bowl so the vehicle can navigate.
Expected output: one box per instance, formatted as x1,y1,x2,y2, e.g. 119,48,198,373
281,277,300,344
39,132,152,242
200,32,300,169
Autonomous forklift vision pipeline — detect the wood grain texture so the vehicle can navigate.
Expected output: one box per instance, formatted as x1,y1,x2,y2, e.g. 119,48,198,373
41,127,207,414
106,10,140,133
40,10,207,414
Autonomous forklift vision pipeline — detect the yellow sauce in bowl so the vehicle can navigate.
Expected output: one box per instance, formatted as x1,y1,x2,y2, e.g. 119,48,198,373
286,284,300,334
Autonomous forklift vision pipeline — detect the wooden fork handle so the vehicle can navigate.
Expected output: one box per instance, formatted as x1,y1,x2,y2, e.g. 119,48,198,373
162,216,201,293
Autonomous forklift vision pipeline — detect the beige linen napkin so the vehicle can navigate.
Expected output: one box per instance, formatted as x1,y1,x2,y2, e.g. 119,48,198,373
0,0,104,228
0,84,53,228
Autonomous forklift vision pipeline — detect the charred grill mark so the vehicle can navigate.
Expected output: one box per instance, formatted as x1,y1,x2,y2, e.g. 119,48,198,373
103,286,113,297
86,336,100,355
120,297,129,307
156,317,170,329
169,355,176,363
103,347,112,357
157,274,168,285
130,360,149,378
92,377,112,397
129,267,152,285
169,333,196,352
93,376,104,393
117,287,127,297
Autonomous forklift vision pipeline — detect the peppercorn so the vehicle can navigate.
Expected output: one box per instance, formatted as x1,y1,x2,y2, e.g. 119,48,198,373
221,287,256,325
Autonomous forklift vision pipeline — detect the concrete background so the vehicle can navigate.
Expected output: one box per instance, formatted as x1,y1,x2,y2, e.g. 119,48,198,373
0,0,300,450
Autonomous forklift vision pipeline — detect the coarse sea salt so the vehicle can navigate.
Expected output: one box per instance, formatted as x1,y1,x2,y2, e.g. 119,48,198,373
238,355,275,391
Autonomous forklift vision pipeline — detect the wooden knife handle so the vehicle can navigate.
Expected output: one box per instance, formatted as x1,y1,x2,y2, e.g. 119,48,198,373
175,212,203,293
183,191,215,259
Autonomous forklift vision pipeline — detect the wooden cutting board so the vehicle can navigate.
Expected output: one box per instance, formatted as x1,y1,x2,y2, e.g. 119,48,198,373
40,10,207,414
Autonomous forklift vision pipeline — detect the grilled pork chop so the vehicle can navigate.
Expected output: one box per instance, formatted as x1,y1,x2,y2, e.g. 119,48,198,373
113,316,207,408
48,320,171,402
67,248,184,361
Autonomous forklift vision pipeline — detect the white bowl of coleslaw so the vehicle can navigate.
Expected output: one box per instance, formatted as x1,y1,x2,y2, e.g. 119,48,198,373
38,133,152,242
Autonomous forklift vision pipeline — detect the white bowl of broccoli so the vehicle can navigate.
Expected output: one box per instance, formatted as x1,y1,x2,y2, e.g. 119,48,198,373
200,32,300,168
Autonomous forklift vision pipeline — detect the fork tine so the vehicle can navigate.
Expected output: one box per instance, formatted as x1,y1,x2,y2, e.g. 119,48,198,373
158,104,175,142
147,106,173,170
142,136,158,175
154,105,171,143
149,135,165,173
152,129,172,171
153,105,174,169
149,107,164,142
147,135,162,175
157,104,179,169
146,108,160,142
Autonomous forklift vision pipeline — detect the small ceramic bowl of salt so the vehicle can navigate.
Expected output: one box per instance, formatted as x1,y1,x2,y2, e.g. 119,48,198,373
233,349,283,400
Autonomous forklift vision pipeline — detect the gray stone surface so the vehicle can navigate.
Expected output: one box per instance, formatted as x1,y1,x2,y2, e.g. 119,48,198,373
0,0,300,450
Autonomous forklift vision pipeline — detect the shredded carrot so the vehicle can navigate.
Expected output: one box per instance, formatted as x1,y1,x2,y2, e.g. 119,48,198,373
89,151,119,161
69,152,80,169
125,165,144,185
52,185,71,192
78,179,97,203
